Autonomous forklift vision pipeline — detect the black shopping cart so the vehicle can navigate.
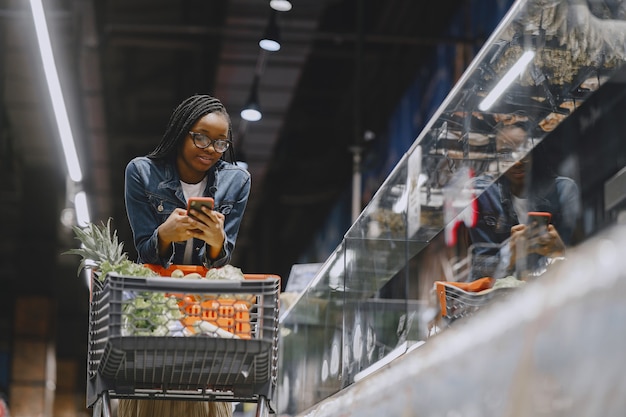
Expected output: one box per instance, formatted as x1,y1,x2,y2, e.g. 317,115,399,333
87,271,280,417
434,277,518,324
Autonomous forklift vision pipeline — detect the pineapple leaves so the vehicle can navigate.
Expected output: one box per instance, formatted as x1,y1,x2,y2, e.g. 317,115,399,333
63,218,155,280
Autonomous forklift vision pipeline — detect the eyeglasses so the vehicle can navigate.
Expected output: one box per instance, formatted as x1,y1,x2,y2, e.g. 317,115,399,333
496,149,531,163
188,131,231,153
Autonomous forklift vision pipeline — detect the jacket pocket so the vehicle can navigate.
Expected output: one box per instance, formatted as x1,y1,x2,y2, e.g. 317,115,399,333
215,201,234,215
147,194,180,222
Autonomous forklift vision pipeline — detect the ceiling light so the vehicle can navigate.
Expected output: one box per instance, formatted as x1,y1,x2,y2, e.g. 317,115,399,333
241,76,262,122
74,190,91,227
259,11,281,52
270,0,292,12
241,101,262,122
478,50,535,111
29,0,83,182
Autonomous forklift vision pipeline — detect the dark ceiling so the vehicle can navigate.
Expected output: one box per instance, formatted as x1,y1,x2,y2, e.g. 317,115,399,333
0,0,475,404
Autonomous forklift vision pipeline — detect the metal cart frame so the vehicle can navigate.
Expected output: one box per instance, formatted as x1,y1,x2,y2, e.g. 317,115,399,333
87,273,280,417
434,241,516,323
434,280,512,321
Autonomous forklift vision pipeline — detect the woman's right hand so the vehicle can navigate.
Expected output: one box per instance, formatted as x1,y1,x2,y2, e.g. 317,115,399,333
156,208,200,255
507,223,527,268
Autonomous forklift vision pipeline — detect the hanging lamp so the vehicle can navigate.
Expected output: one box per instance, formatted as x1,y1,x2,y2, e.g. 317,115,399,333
270,0,292,12
259,11,281,52
241,75,262,122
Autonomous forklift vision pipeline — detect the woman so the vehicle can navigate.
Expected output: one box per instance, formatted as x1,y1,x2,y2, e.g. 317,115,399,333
468,122,581,279
122,95,245,416
125,94,250,269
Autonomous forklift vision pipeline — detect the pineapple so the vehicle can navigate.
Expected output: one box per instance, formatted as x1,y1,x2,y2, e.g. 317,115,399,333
64,218,156,280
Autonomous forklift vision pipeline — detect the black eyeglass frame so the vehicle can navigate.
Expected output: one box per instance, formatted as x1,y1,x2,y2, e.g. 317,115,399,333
496,149,531,163
188,131,232,153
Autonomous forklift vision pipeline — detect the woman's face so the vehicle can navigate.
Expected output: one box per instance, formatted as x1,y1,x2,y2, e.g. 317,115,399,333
496,125,531,189
176,112,229,183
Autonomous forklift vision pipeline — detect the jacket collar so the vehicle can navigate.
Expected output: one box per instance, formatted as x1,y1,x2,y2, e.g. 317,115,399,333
159,159,222,201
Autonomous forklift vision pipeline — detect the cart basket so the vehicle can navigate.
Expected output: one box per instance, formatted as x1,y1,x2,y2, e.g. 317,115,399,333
435,278,516,320
87,272,280,408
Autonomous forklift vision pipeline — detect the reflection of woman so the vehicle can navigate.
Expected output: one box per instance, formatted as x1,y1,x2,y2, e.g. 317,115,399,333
468,123,581,278
125,94,250,269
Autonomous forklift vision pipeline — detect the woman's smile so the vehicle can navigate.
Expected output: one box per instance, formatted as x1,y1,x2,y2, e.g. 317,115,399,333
196,153,216,165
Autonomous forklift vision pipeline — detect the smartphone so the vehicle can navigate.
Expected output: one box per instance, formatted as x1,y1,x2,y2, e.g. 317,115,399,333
527,211,551,237
187,197,214,217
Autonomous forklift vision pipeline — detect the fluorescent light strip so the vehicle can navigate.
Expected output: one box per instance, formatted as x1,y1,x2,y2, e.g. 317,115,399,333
478,50,535,111
74,191,91,227
29,0,83,182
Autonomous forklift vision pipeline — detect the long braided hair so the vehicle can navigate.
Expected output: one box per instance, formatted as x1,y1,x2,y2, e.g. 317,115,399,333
147,94,236,163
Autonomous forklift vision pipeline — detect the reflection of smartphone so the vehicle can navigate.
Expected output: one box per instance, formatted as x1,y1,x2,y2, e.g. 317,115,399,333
527,211,551,236
187,197,214,218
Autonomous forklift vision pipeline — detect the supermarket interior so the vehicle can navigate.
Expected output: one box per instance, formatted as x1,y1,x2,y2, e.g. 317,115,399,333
1,0,626,416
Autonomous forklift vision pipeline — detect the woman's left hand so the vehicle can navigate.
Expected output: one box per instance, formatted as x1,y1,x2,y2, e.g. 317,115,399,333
532,224,565,257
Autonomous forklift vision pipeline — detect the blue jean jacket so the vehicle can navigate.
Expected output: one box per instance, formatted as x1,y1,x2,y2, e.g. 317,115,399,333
125,156,251,268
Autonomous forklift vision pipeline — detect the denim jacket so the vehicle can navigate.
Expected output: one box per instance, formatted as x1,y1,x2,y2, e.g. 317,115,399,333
469,174,580,248
125,156,251,268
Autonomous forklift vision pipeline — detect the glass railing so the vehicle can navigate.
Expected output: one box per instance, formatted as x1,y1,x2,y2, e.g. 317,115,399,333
278,1,626,414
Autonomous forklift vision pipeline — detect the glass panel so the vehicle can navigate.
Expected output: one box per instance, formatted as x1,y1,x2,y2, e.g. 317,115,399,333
278,1,626,414
278,244,346,412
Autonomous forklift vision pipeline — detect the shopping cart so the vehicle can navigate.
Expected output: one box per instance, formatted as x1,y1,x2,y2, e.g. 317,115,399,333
435,277,524,325
87,270,280,417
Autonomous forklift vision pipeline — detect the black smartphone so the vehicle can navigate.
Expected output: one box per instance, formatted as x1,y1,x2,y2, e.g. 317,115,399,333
187,197,214,218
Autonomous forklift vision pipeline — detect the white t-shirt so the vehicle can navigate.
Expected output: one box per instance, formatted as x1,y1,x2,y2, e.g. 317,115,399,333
512,194,528,224
180,177,208,264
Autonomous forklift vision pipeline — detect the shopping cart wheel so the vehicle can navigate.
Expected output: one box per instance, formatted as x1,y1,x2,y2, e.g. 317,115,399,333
255,395,271,417
92,391,112,417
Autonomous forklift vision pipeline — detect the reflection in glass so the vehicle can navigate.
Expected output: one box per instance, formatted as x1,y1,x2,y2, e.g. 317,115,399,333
278,1,626,415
